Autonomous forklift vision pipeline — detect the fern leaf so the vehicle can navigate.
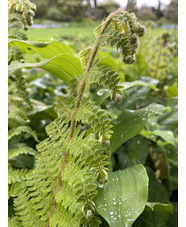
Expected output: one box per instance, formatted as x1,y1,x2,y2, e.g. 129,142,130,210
8,45,24,63
8,168,30,184
8,146,36,160
77,46,93,69
8,126,39,142
8,27,28,40
94,24,102,38
8,111,29,124
13,95,109,226
89,65,123,100
103,30,132,57
9,68,32,108
50,204,80,227
8,217,20,227
10,9,147,227
55,97,113,143
14,184,44,227
8,12,26,26
69,128,109,179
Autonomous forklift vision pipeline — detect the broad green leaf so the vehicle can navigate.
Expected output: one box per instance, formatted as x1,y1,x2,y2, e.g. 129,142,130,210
8,39,73,59
140,129,177,147
146,167,169,203
94,165,148,227
158,98,178,131
152,129,177,147
166,85,178,98
8,54,83,82
167,202,178,227
28,99,53,116
133,206,172,227
146,202,173,213
117,135,150,169
120,80,156,92
110,103,168,153
133,166,173,227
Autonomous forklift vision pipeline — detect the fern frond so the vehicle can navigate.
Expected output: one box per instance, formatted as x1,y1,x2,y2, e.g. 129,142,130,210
69,128,109,183
8,146,36,160
12,94,109,225
8,27,28,40
92,11,146,65
8,45,24,63
8,126,39,142
8,216,20,227
12,125,71,224
94,24,102,38
8,111,29,124
55,97,113,143
50,203,80,227
112,19,125,33
8,168,30,184
77,46,93,69
10,9,147,226
103,30,133,59
8,0,36,30
89,65,123,100
8,12,26,26
13,184,44,227
9,68,32,108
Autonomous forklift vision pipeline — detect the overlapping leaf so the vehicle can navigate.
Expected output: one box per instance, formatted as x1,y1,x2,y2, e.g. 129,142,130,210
110,103,169,152
8,39,73,58
94,165,148,227
8,53,83,82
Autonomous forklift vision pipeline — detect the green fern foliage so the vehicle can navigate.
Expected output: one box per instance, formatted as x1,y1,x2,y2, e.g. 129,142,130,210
8,111,30,124
8,8,147,227
55,97,113,143
9,69,32,108
8,125,39,142
8,216,20,227
8,167,30,184
8,45,25,64
89,66,123,101
98,11,145,64
79,11,145,69
8,1,38,211
77,46,93,69
8,0,36,31
12,97,109,226
8,146,36,160
148,31,175,80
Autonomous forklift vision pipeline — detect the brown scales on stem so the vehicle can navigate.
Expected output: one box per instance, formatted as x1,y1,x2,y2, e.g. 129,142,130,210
46,8,125,226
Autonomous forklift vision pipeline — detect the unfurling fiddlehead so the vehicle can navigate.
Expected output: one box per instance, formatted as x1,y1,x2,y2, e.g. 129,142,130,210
8,0,36,31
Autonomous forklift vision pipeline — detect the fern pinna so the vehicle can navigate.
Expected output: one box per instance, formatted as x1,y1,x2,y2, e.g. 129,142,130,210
9,7,146,227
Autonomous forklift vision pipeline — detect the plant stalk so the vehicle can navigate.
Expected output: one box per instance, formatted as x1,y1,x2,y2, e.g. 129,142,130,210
47,9,125,226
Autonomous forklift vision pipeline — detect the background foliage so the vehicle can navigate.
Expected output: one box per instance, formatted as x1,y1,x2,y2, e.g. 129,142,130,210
8,0,178,226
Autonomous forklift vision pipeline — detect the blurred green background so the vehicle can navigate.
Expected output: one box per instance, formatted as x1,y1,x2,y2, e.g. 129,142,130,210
26,0,177,42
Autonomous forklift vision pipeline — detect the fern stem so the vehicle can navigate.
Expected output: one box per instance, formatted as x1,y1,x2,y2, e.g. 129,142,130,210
47,9,125,226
